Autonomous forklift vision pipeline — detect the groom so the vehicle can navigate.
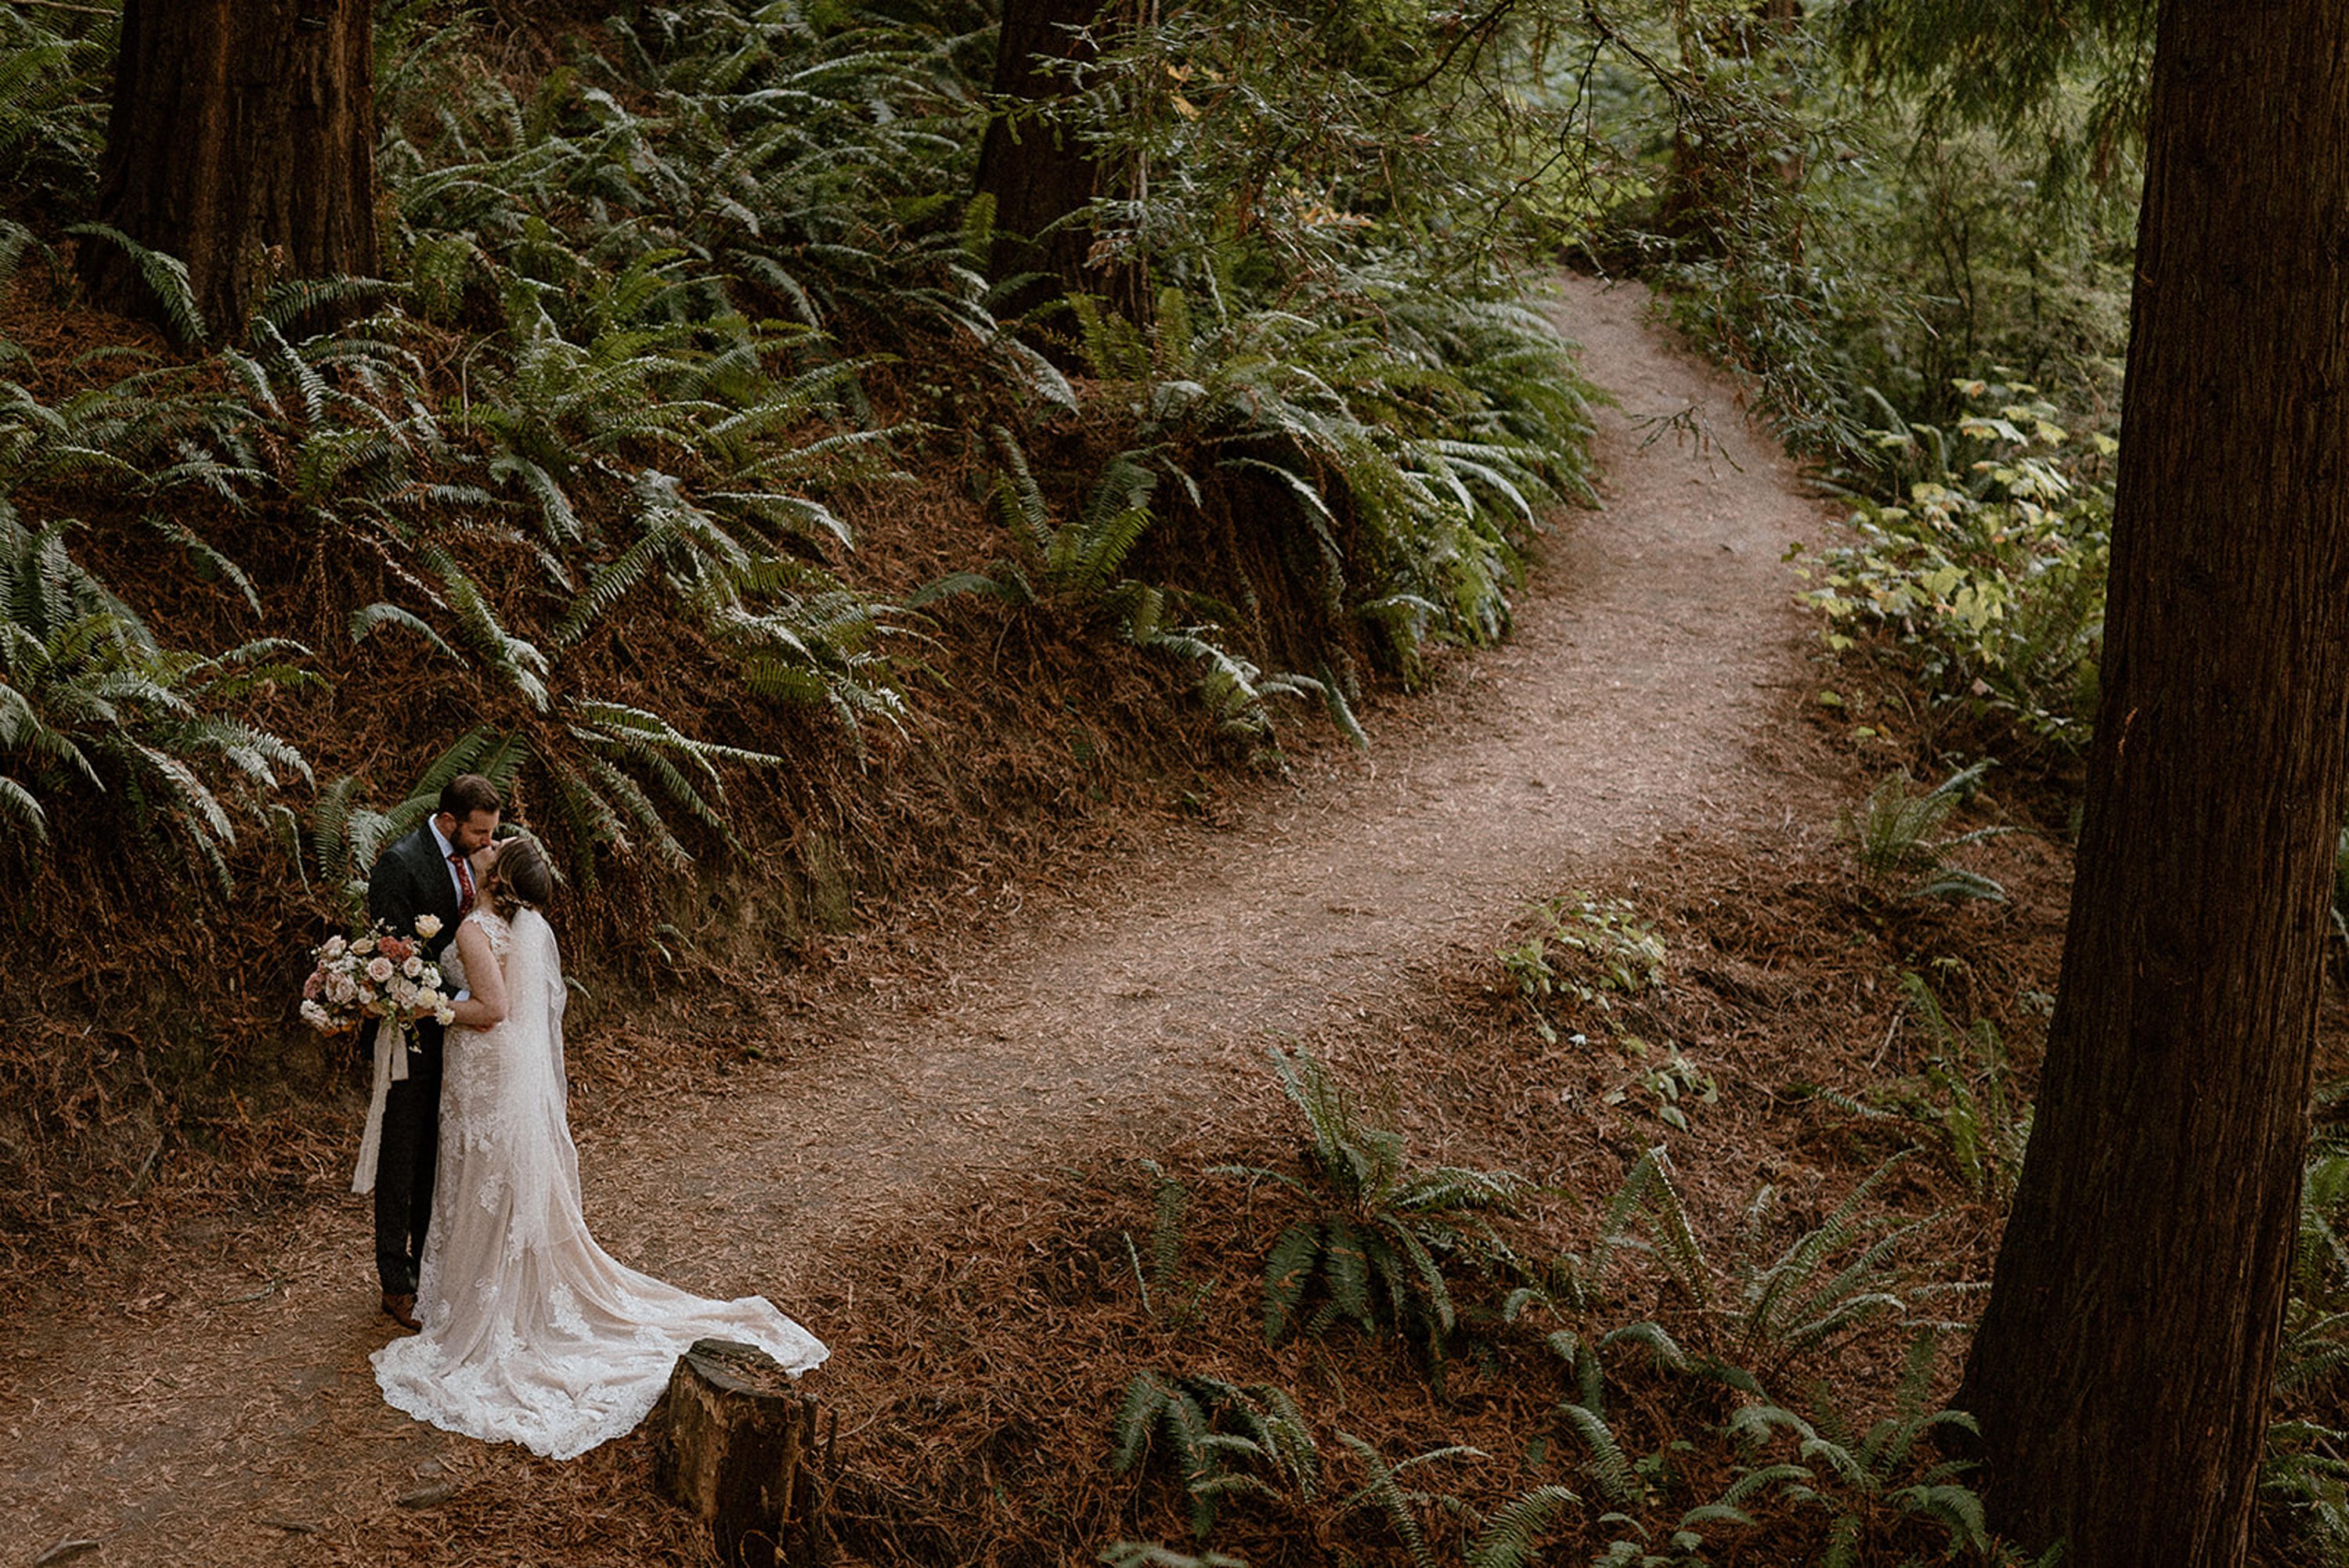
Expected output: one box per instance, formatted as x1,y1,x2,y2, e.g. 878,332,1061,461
365,773,501,1331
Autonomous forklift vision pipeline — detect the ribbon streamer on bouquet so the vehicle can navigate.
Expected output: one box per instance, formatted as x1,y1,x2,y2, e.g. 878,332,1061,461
351,1019,413,1195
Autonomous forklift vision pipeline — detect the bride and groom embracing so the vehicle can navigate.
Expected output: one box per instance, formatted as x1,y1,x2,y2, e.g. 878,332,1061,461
353,773,825,1460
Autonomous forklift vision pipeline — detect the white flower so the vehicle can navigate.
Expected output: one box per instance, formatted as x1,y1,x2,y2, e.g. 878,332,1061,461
392,980,418,1009
323,935,347,958
435,1004,456,1026
413,914,443,939
367,956,395,983
402,955,424,979
300,1000,333,1032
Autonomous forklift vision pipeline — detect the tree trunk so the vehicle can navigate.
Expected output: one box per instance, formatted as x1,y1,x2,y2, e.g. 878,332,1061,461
81,0,378,344
651,1340,832,1568
973,0,1116,321
1954,5,2349,1565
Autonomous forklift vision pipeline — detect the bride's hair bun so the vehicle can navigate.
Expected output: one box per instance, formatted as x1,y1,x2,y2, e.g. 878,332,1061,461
493,834,556,910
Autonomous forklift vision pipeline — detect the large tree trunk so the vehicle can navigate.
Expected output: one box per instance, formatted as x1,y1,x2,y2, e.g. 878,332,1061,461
1954,5,2349,1564
81,0,378,344
973,0,1133,325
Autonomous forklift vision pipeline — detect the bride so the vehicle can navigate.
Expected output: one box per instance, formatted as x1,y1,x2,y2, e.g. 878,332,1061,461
372,833,826,1459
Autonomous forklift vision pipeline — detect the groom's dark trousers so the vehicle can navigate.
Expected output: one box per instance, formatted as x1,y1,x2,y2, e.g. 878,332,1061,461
366,823,465,1296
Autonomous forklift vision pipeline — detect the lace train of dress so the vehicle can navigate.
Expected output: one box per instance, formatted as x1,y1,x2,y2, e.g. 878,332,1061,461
372,907,826,1459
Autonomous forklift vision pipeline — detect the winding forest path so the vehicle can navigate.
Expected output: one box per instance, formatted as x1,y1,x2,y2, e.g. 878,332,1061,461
0,276,1833,1566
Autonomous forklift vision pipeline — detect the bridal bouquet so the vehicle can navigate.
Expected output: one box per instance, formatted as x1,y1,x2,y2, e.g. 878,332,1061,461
301,914,457,1039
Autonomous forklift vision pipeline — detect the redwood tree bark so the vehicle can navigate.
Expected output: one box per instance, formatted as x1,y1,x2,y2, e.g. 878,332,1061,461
973,0,1111,316
81,0,378,343
1955,5,2349,1564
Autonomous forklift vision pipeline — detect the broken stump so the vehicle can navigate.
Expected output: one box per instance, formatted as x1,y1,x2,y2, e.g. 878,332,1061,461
651,1339,832,1568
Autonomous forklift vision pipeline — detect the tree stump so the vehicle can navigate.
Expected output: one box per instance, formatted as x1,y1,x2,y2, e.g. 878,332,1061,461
651,1340,833,1568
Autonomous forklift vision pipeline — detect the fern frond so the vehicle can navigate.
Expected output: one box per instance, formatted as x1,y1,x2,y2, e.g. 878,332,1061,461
67,224,206,344
1465,1483,1578,1568
1333,1431,1445,1568
350,601,458,659
1559,1401,1642,1511
1111,1371,1172,1474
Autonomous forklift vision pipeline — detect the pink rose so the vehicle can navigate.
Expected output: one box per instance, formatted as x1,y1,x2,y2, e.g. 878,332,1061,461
367,956,395,983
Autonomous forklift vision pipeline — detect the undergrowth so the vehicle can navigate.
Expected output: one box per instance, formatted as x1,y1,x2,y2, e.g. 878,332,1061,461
799,832,2088,1567
0,0,1597,1237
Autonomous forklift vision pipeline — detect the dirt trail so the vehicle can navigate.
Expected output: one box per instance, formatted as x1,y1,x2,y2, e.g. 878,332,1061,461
0,276,1834,1564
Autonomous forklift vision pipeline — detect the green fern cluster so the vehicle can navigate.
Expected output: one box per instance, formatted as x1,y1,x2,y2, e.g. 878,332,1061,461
2,3,947,893
0,512,309,882
1113,1372,1325,1538
380,0,981,348
2260,1122,2349,1559
1719,1334,2051,1568
1838,761,2010,902
1105,1059,2001,1566
1497,1152,2004,1567
911,426,1362,748
1896,972,2033,1203
0,9,106,221
1217,1047,1525,1361
3,0,1615,905
1113,1366,1577,1568
1061,281,1596,685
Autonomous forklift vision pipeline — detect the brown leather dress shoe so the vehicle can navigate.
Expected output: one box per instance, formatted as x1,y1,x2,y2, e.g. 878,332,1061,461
381,1291,421,1332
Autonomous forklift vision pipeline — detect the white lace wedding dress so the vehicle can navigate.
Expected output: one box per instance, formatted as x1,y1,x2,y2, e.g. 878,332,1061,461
371,907,826,1459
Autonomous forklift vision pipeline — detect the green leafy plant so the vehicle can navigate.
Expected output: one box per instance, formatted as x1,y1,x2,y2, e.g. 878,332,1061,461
1113,1372,1320,1538
1503,892,1667,1044
1330,1428,1483,1568
1615,1148,1926,1384
1464,1483,1581,1568
1839,761,2009,902
1546,1382,1758,1568
1124,1159,1215,1330
1802,380,2113,763
1217,1047,1525,1360
0,514,309,882
1605,1049,1719,1134
0,8,108,213
1725,1333,2008,1567
1898,972,2032,1202
1110,1367,1500,1568
912,429,1360,749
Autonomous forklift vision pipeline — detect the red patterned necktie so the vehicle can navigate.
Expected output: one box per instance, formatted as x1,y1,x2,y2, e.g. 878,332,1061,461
451,849,475,915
